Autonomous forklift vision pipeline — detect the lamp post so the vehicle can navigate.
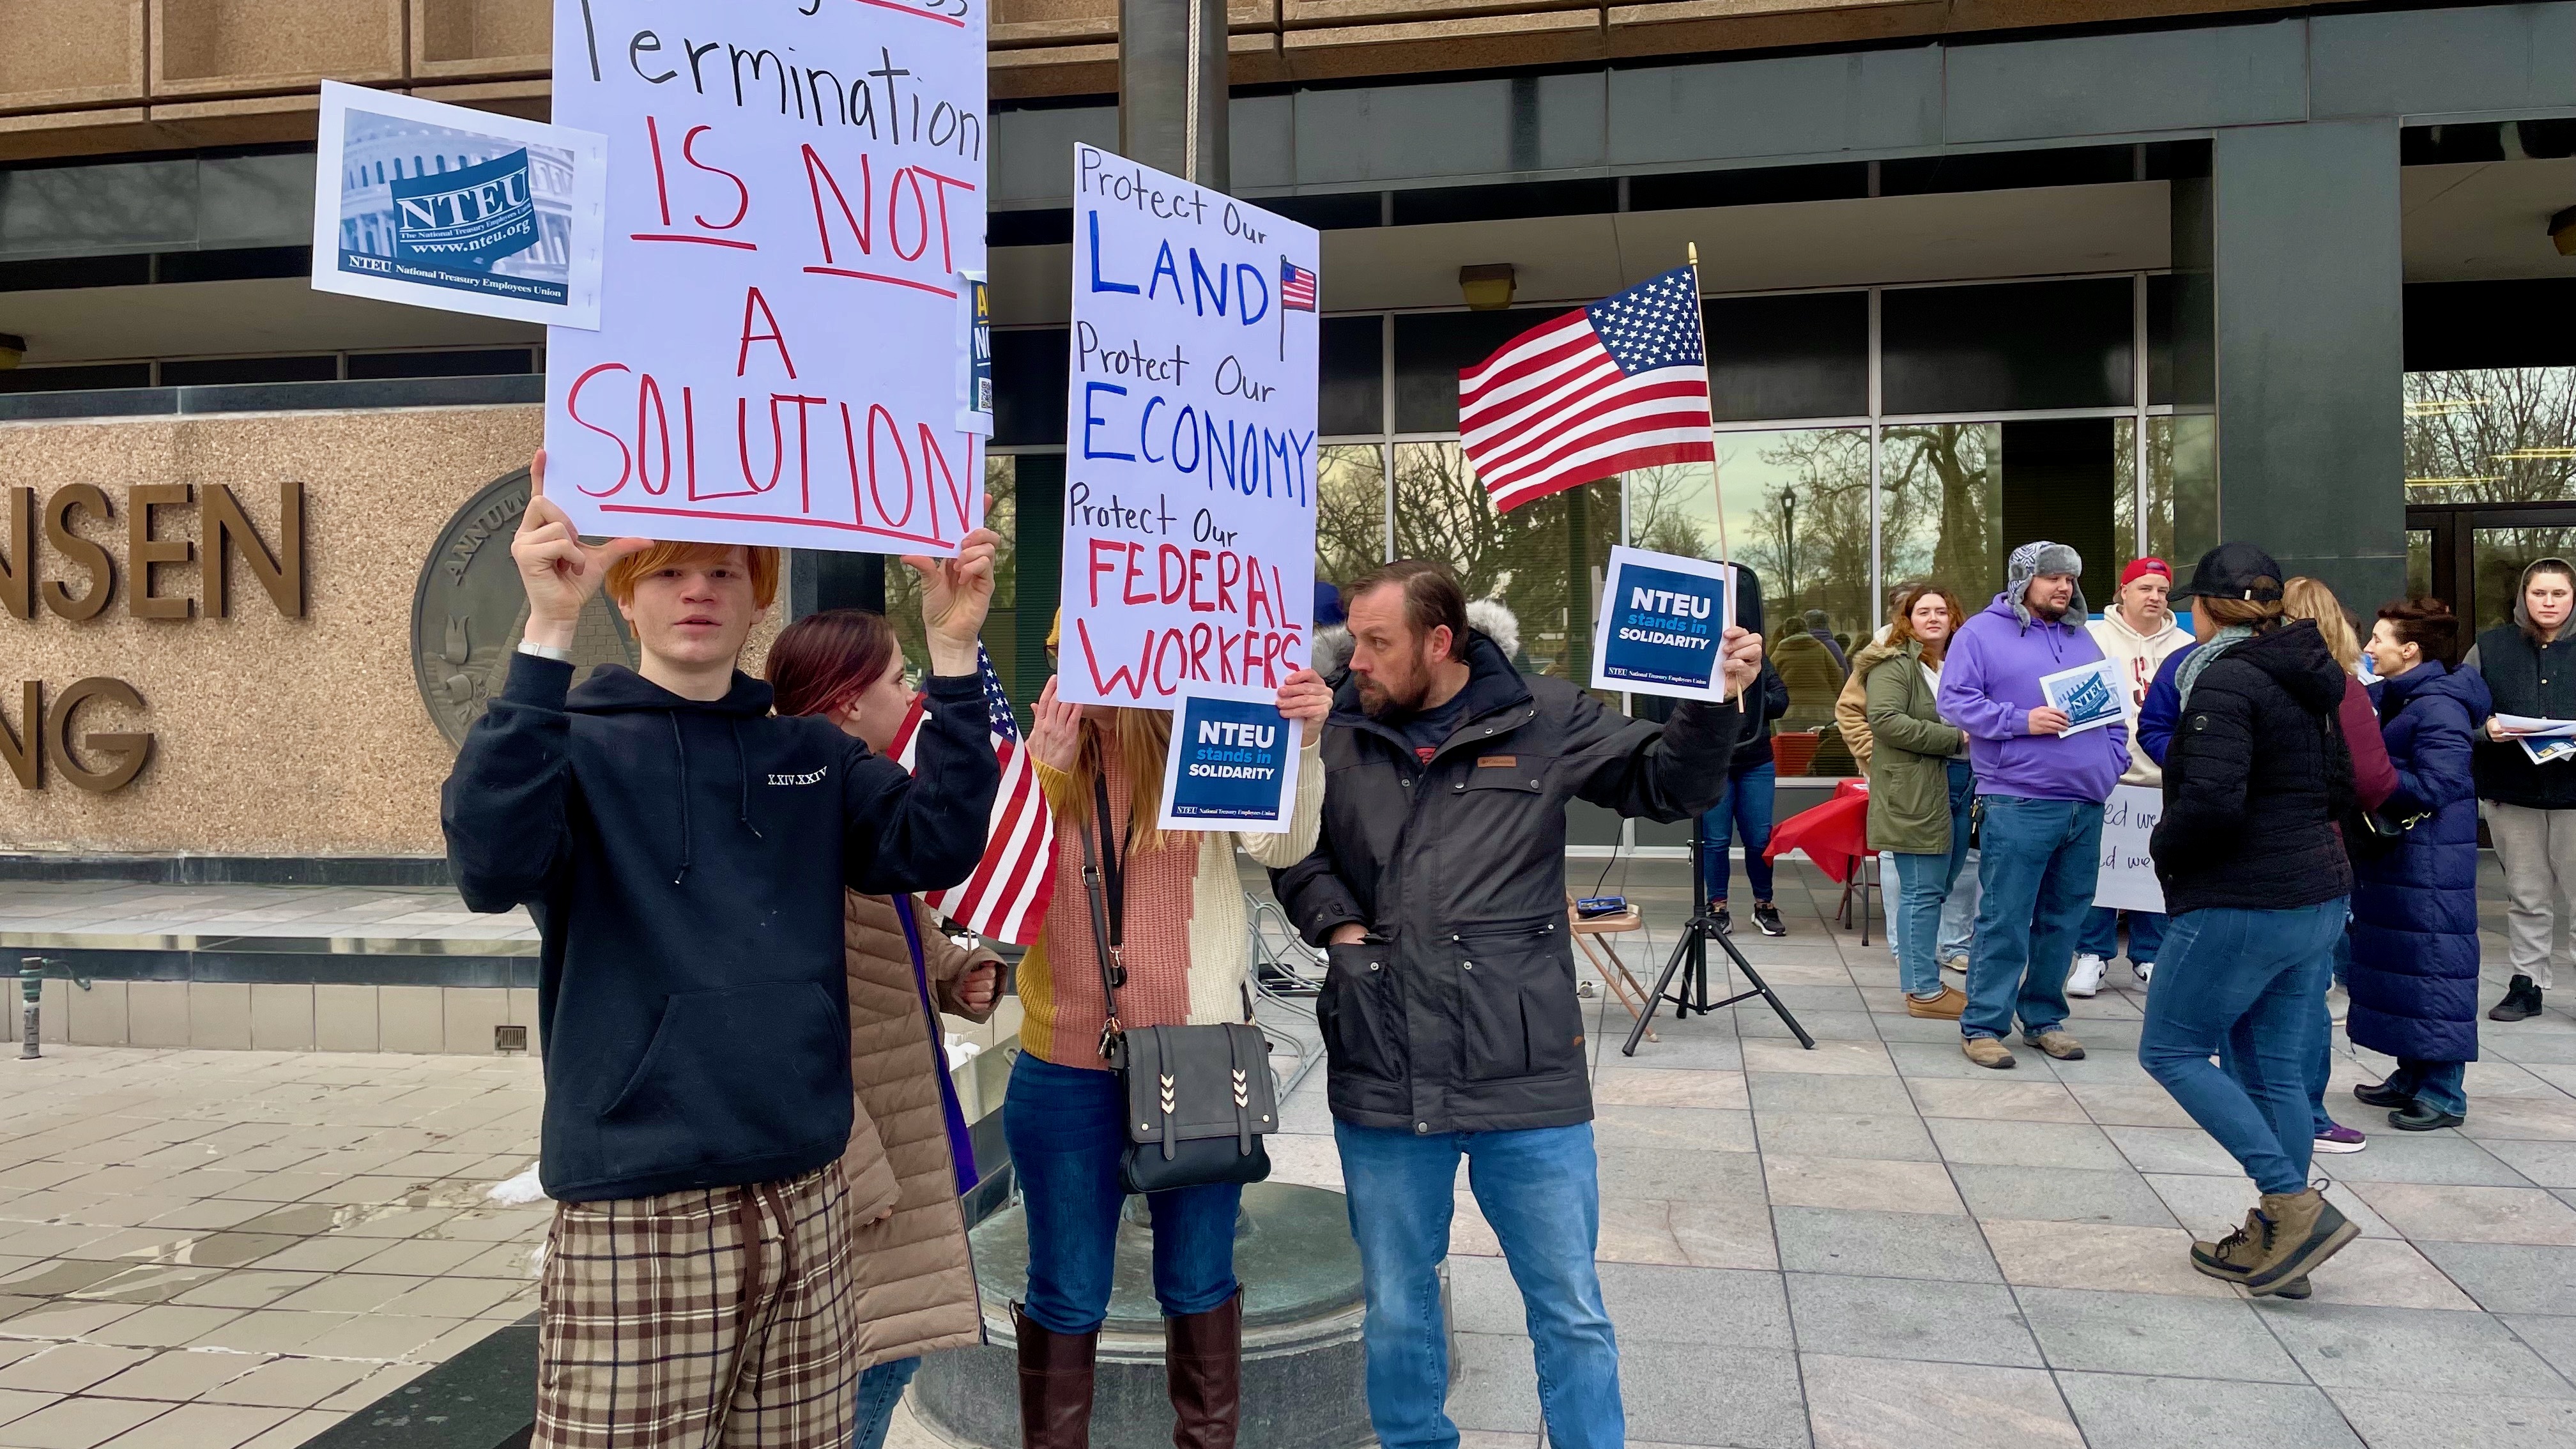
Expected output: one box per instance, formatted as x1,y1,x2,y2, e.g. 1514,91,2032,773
1774,487,1798,616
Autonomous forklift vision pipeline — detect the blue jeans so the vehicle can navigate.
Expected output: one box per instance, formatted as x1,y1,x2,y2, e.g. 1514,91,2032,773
2139,901,2345,1195
1003,1054,1242,1333
2303,910,2357,1135
1963,797,2104,1041
2384,1059,2470,1116
1335,1121,1620,1449
1938,848,1979,960
850,1356,920,1449
2078,906,2167,965
1891,760,1975,997
1699,760,1777,903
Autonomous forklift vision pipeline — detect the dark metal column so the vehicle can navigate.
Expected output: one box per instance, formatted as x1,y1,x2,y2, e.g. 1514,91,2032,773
2211,119,2407,608
1119,0,1229,187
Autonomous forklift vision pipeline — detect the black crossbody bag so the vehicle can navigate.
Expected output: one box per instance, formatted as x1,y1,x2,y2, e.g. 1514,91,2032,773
1078,773,1275,1195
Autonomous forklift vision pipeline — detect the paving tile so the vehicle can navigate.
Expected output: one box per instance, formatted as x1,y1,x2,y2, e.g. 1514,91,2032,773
1444,1330,1538,1434
1619,1340,1809,1449
0,1390,60,1428
2321,1132,2536,1187
2484,1140,2576,1189
319,1360,432,1411
183,1310,355,1355
2323,1389,2576,1449
1746,1073,1914,1117
2103,1125,2244,1176
2055,1374,2363,1449
1977,1219,2237,1298
83,1347,268,1402
87,1305,247,1349
1947,1165,2177,1228
1664,1202,1779,1271
1800,1352,2082,1449
1904,1078,2089,1123
2143,1174,2397,1243
1770,1207,2002,1283
91,1402,293,1449
2460,1094,2576,1141
1742,1039,1893,1077
2299,1237,2483,1312
0,1396,172,1448
1883,1041,2015,1080
2410,1241,2576,1314
2257,1300,2576,1397
2345,1180,2576,1245
2014,1285,2303,1380
233,1409,367,1449
1784,1273,2041,1367
0,1344,157,1394
195,1354,380,1409
1590,1262,1793,1350
1928,1118,2126,1171
1753,1111,1939,1163
1594,1147,1768,1205
167,1273,328,1310
1761,1155,1960,1215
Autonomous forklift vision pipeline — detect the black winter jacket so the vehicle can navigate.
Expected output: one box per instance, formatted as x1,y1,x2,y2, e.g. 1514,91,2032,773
2469,621,2576,809
1271,633,1742,1134
442,656,997,1202
2150,622,2356,917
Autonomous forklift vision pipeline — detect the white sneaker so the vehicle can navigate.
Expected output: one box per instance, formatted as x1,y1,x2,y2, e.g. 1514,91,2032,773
2067,953,2105,999
2135,960,2154,988
1940,952,1970,974
2325,983,2347,1022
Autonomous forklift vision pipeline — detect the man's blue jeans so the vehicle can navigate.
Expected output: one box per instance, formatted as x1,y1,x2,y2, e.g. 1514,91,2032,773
2384,1059,2470,1116
1891,759,1975,998
1963,796,2104,1041
850,1356,920,1449
1699,760,1777,904
2078,906,2167,965
1004,1054,1242,1333
2140,901,2344,1196
1334,1120,1620,1449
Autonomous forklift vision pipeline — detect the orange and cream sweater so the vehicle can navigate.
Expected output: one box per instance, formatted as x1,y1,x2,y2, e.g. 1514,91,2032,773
1016,740,1324,1068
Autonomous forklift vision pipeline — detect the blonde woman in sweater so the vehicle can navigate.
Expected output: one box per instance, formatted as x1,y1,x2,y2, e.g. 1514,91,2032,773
1010,648,1330,1449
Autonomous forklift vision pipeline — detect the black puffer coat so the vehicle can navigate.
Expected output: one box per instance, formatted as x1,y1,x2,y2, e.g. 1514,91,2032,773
2150,621,2356,917
1271,633,1742,1134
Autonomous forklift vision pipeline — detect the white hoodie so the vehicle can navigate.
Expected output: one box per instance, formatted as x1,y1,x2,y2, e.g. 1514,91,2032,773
2089,606,2193,786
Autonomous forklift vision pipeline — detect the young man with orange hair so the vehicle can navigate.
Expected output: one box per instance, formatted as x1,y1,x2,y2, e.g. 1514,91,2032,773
441,452,1002,1449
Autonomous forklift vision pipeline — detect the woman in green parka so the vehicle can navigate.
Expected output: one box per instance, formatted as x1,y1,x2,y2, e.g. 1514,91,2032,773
1867,583,1974,1018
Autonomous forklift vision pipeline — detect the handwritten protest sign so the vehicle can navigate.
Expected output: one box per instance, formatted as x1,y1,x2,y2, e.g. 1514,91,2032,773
1590,546,1736,702
1157,684,1304,834
1057,145,1321,707
542,0,987,554
2092,783,2166,913
312,82,607,328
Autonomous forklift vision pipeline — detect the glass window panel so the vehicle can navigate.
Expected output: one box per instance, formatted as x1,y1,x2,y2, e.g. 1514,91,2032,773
880,452,1021,694
1321,316,1384,437
2404,367,2576,505
1880,279,2135,415
1393,310,1561,434
2407,528,2434,601
1880,423,2005,602
1317,443,1388,590
1705,292,1869,423
1390,442,1616,686
2472,526,2576,634
992,327,1069,446
2113,417,2140,572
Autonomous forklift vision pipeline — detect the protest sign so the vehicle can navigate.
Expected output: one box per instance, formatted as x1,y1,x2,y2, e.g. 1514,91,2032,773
1590,545,1736,701
541,0,988,554
2039,658,2126,737
312,82,606,328
2092,783,2166,914
1057,144,1321,707
1157,684,1304,834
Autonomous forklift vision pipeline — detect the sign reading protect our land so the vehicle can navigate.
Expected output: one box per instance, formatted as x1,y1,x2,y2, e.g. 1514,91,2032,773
1056,145,1321,707
1590,546,1737,701
541,0,990,554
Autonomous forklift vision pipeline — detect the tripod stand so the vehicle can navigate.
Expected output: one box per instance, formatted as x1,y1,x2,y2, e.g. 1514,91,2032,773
1622,834,1815,1055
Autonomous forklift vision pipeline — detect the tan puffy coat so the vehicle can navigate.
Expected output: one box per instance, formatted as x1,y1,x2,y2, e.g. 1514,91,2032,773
841,889,1000,1368
1835,634,1905,769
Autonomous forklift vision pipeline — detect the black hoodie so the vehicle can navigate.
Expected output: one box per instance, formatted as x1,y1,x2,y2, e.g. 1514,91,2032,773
441,653,998,1202
2150,620,2356,916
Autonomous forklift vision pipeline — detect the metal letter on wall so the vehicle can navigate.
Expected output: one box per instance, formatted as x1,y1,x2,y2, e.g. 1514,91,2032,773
44,678,150,793
40,485,114,622
206,481,306,618
412,468,637,748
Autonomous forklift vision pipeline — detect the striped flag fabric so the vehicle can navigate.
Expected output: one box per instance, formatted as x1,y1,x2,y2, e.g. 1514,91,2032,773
1457,265,1715,513
888,645,1056,946
1279,257,1317,311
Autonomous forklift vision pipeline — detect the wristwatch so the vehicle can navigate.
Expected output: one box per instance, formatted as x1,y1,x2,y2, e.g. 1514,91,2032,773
518,640,574,663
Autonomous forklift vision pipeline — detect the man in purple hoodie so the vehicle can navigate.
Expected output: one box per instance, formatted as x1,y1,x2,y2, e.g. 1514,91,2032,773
1938,542,2131,1070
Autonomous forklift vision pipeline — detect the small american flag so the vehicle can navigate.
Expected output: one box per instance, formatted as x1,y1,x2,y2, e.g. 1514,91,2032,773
1457,266,1715,513
1280,257,1317,311
889,645,1057,946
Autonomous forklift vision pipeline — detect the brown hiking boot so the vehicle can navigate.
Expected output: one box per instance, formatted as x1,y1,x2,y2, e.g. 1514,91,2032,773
2191,1208,2267,1282
2022,1029,2087,1061
1963,1036,2016,1070
2243,1188,2359,1296
1906,986,1968,1019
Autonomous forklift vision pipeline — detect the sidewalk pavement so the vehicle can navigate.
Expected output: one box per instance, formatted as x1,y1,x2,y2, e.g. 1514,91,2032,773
0,857,2571,1447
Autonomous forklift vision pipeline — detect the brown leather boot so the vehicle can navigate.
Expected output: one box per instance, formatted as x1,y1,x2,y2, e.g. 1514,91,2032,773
1016,1304,1098,1449
1164,1291,1244,1449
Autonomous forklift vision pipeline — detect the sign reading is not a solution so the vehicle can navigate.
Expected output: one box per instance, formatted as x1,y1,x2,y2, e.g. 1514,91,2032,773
1057,145,1322,708
1590,546,1736,702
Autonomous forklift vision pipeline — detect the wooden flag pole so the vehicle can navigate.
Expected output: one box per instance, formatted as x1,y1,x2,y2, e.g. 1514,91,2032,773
1686,242,1738,702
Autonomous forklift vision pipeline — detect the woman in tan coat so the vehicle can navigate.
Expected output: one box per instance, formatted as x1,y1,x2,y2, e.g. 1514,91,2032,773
767,608,1005,1449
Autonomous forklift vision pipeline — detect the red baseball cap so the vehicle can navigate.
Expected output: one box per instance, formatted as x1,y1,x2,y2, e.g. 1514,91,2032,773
2120,558,2172,590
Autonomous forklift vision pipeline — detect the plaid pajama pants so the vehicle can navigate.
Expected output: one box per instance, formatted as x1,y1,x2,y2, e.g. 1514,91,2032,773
536,1161,861,1449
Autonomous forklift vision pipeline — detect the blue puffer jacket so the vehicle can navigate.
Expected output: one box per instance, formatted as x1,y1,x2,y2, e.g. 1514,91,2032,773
2348,660,2490,1064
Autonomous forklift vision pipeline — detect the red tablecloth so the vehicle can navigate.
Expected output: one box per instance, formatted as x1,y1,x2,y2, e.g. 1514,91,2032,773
1765,783,1870,884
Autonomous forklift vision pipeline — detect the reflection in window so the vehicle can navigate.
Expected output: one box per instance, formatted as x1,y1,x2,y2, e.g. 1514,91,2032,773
885,452,1020,689
1390,442,1615,685
2407,528,2433,602
2405,368,2576,505
1880,424,2004,603
1316,444,1388,592
2115,415,2216,572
